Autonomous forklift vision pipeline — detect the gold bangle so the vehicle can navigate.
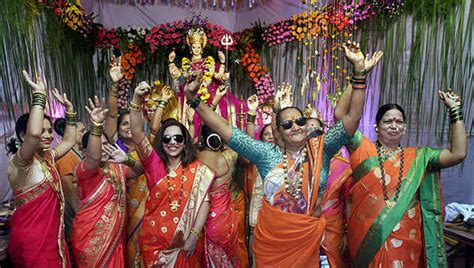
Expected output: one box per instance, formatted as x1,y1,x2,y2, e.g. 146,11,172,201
65,112,77,125
209,103,216,111
109,90,119,97
90,121,104,137
123,154,136,167
130,101,142,111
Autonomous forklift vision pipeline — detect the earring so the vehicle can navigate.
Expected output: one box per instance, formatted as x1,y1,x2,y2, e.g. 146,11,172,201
374,124,378,133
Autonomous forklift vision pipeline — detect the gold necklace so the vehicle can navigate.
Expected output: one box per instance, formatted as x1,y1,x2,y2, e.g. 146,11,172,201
283,147,307,200
376,141,405,209
166,163,184,213
167,161,182,178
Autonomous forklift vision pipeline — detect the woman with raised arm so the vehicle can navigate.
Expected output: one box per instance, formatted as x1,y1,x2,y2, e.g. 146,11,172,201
130,82,214,267
335,85,467,266
185,41,377,266
7,71,76,267
70,96,144,267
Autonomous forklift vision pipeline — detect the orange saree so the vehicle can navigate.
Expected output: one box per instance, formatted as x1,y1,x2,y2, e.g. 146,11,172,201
347,133,445,267
126,150,149,267
253,137,326,267
71,162,127,268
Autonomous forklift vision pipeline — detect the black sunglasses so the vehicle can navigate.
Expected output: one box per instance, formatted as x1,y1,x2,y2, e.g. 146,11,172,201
162,134,184,144
279,117,307,130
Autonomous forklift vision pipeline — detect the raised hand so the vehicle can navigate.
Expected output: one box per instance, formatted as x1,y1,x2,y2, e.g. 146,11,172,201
276,82,293,110
85,96,108,124
186,105,195,122
161,86,175,101
342,40,365,71
364,51,384,73
22,70,47,94
169,51,176,63
52,88,74,112
247,94,259,113
103,144,127,163
109,56,124,84
134,81,151,98
439,89,461,109
184,73,203,97
216,85,229,98
218,51,226,63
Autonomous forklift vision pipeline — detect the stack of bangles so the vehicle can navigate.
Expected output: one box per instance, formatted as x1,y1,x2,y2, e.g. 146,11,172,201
190,228,199,238
65,111,77,126
209,103,217,111
130,101,142,112
351,69,367,90
109,84,119,97
32,92,47,109
90,121,104,137
158,99,169,109
247,113,256,123
449,106,463,123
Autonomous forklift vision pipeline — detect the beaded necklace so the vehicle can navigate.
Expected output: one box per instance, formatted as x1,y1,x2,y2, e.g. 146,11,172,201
283,147,307,200
166,162,184,213
375,141,405,209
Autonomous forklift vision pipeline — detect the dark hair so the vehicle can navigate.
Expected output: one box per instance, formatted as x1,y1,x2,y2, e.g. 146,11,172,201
54,118,66,137
82,131,90,149
154,119,197,167
259,124,272,141
375,104,406,125
201,125,223,151
275,107,304,128
5,113,52,155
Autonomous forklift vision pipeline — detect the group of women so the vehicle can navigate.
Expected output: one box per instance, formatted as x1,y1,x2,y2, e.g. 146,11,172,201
5,38,467,268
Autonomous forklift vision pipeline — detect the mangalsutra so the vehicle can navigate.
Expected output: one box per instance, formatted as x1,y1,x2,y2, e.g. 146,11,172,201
376,141,405,209
283,147,307,200
166,162,184,213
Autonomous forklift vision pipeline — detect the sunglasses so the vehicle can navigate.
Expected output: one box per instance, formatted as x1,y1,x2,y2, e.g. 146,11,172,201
162,134,184,144
279,117,307,130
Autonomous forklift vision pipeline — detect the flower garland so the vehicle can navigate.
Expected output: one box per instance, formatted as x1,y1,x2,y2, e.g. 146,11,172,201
262,19,295,47
240,45,274,103
120,44,145,80
181,56,214,101
255,74,275,104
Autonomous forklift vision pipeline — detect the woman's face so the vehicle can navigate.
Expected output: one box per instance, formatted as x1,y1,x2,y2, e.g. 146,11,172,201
162,125,185,159
37,119,54,151
191,43,202,57
119,114,131,140
278,108,307,148
261,126,274,143
377,108,406,147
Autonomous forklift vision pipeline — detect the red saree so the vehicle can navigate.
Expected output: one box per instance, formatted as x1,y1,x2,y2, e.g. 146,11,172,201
204,175,239,267
347,133,445,267
71,162,127,267
8,151,70,268
136,137,214,267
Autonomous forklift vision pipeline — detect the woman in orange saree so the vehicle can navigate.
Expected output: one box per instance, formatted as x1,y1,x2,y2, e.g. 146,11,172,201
346,96,467,267
7,71,76,268
131,83,214,267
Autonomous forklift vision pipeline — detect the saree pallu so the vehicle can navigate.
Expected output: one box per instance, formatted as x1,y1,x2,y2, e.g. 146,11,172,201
347,133,445,267
253,137,326,267
71,163,127,268
204,176,239,267
246,165,263,227
126,150,149,267
320,155,352,267
139,160,214,268
231,187,249,268
8,152,70,268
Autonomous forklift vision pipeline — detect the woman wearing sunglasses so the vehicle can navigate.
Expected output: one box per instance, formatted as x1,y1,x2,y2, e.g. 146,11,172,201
130,82,214,267
334,85,467,267
185,41,378,266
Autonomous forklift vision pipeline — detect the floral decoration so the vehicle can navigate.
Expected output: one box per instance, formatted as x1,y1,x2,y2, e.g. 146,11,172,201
120,44,145,80
262,19,294,46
